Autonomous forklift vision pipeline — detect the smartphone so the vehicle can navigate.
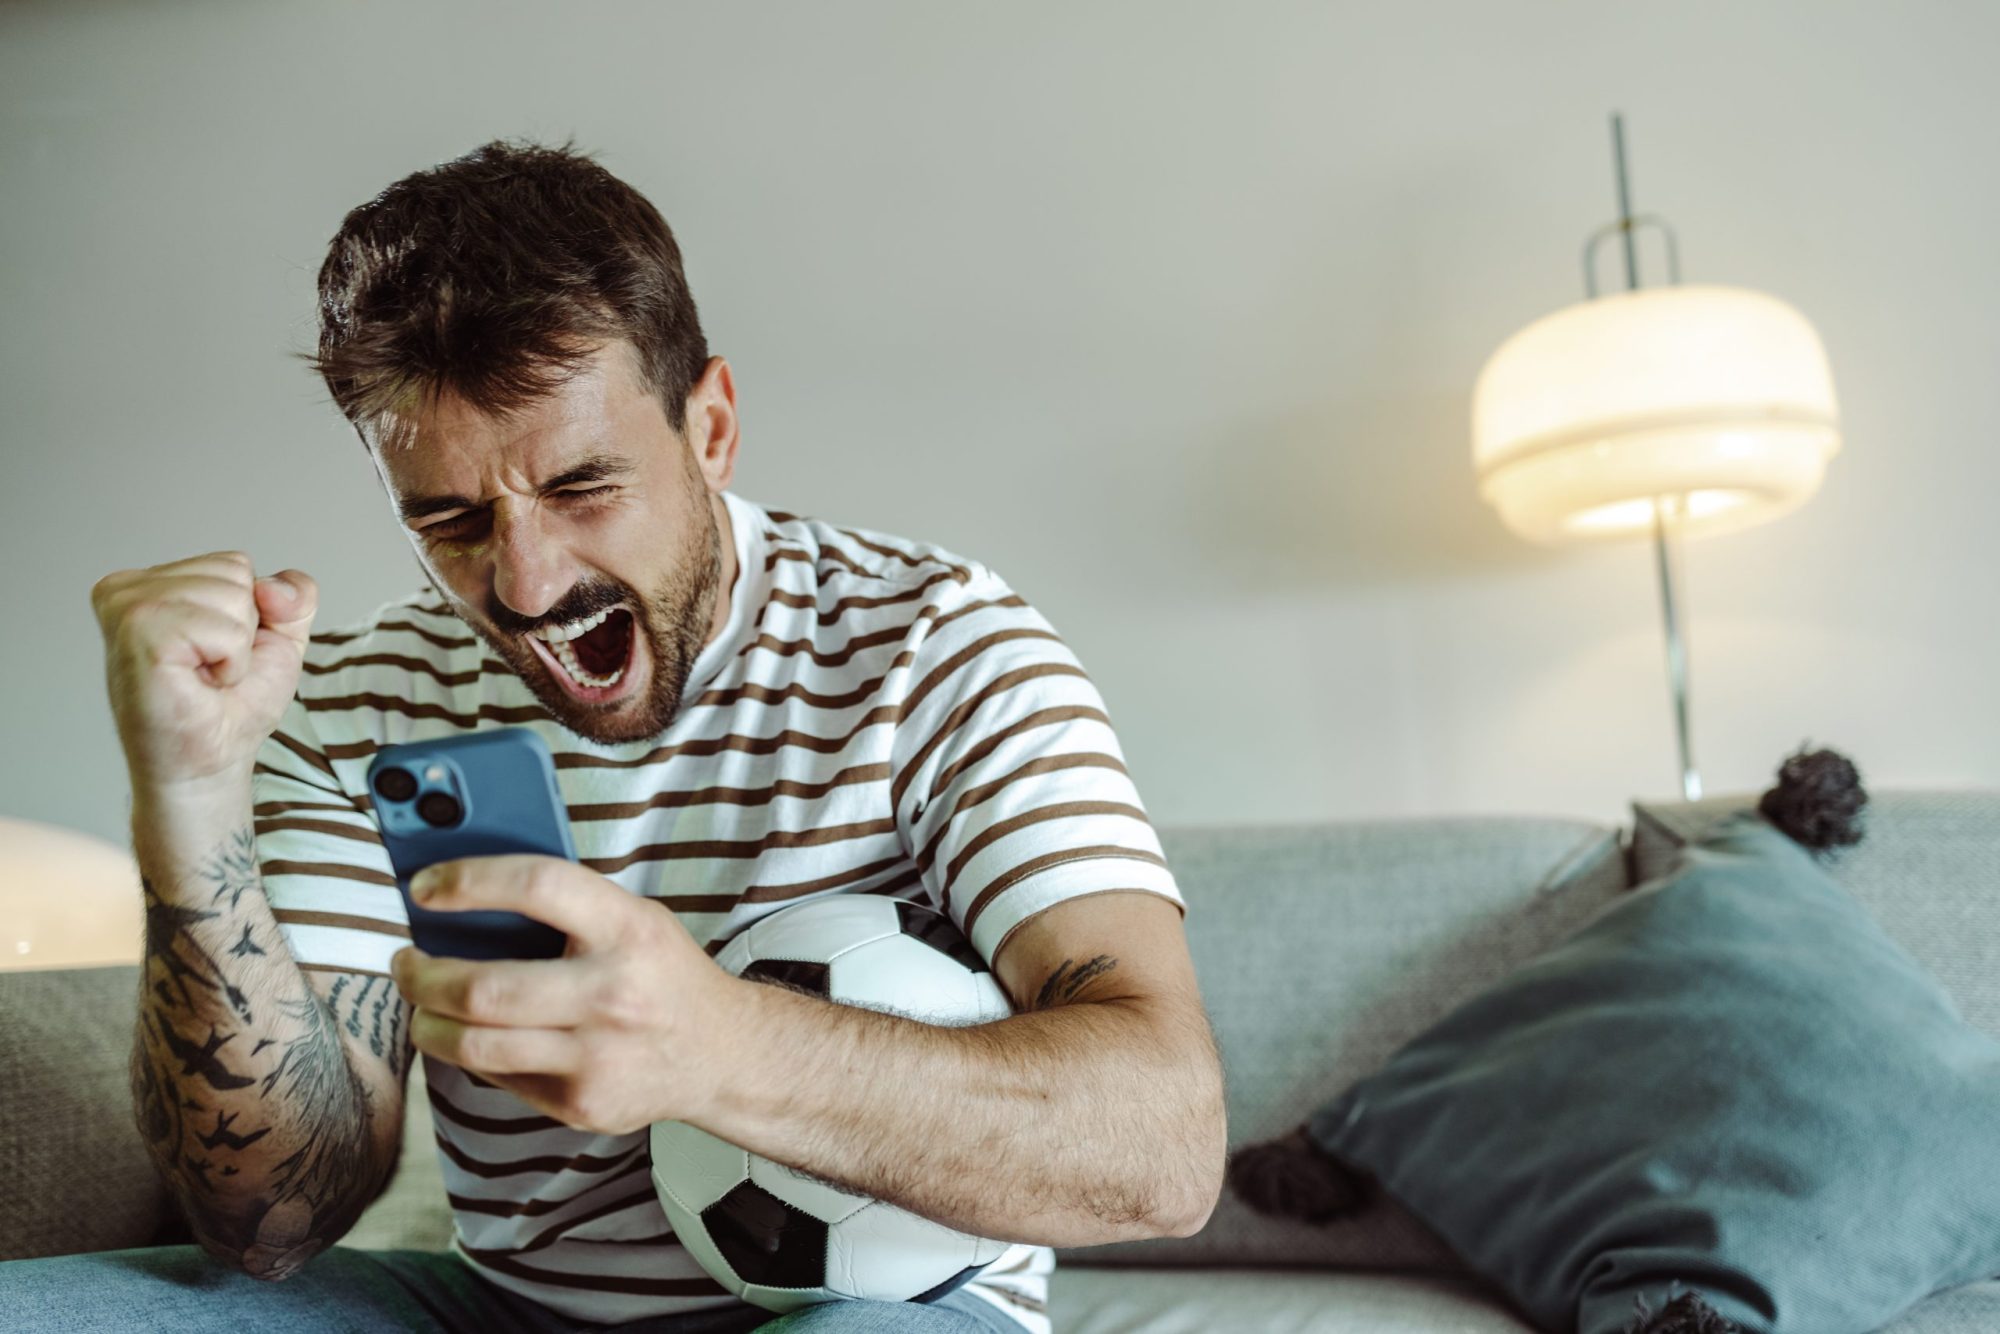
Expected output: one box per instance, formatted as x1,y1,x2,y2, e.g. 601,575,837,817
366,727,575,960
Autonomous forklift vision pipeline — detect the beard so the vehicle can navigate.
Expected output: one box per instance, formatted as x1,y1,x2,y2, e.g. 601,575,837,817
435,502,724,745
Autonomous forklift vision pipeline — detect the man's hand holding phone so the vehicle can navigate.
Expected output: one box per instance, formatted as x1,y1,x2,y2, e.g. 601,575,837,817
389,855,740,1136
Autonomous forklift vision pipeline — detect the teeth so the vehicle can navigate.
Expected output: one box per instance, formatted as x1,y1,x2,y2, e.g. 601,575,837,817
533,607,615,644
547,635,625,690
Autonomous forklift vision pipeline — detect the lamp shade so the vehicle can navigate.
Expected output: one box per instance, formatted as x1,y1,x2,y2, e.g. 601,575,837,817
1472,284,1839,544
0,817,143,970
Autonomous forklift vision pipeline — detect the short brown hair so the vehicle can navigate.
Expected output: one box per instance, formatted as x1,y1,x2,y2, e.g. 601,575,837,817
304,138,708,450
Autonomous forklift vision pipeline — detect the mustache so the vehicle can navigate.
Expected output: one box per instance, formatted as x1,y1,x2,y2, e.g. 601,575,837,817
486,584,633,638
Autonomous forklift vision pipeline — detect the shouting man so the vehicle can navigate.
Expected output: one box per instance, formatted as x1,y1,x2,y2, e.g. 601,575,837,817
48,140,1224,1334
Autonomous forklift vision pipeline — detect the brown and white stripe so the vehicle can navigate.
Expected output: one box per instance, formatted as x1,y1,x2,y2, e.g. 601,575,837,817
256,489,1179,1329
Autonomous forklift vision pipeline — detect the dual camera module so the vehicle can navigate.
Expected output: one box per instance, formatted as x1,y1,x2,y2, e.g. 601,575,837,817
373,765,464,827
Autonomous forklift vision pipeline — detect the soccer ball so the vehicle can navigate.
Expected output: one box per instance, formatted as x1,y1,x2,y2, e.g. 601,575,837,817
650,895,1016,1313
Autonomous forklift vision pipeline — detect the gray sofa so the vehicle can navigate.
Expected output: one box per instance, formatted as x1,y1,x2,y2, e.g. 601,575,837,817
5,791,1997,1331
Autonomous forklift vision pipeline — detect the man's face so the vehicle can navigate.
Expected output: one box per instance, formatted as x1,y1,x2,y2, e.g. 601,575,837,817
368,340,732,744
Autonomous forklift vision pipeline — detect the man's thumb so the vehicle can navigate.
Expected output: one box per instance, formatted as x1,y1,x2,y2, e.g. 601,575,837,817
256,570,319,646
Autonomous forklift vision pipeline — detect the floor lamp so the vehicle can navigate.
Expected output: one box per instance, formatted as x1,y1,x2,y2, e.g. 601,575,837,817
1471,115,1841,801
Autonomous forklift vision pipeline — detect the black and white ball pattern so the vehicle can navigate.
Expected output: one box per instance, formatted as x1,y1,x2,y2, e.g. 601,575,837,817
650,895,1015,1313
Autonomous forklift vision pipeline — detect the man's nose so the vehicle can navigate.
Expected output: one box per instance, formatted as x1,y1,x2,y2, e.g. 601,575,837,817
489,507,576,621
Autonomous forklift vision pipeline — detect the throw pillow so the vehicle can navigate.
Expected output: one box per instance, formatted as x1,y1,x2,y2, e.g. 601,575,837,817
1235,756,2000,1334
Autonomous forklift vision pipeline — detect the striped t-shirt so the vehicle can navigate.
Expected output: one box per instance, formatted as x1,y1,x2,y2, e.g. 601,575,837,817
254,489,1186,1328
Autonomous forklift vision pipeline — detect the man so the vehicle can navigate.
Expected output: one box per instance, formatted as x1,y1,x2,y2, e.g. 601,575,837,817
33,140,1224,1332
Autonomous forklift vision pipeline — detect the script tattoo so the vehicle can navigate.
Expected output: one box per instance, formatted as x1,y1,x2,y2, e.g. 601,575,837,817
131,827,402,1280
322,974,408,1080
366,977,407,1078
1032,955,1121,1011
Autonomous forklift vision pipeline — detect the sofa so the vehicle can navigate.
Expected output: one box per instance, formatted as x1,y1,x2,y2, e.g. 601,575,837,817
5,790,1996,1331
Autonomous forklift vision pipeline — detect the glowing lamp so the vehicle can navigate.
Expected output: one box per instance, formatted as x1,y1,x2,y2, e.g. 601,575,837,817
1474,284,1838,545
0,817,143,971
1472,117,1840,800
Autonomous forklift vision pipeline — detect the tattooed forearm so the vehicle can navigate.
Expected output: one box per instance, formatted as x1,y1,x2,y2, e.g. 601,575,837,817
1032,955,1120,1010
130,825,408,1280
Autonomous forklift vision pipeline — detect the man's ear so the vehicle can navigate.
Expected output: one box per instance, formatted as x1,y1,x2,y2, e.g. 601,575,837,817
684,356,739,493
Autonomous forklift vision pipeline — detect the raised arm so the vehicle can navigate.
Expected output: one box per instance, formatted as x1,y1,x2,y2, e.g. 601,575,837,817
95,553,411,1278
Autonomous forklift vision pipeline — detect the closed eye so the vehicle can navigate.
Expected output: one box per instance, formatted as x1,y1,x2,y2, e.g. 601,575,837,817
420,511,481,538
420,486,619,538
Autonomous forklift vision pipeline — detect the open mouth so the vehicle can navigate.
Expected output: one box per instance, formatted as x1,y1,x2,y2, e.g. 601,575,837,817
526,606,642,705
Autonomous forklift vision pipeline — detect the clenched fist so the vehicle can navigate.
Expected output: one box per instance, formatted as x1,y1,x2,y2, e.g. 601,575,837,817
91,551,318,796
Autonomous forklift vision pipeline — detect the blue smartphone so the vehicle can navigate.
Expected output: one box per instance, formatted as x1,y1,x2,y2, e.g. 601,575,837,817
366,728,575,960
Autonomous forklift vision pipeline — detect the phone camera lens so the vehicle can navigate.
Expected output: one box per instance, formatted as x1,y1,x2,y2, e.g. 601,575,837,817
374,767,418,803
416,791,464,827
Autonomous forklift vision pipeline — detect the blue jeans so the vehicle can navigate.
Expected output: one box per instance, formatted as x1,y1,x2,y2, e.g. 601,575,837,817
0,1247,1029,1333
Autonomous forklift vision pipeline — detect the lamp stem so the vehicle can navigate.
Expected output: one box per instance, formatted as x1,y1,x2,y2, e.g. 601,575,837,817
1653,498,1702,801
1614,112,1703,802
1612,113,1639,290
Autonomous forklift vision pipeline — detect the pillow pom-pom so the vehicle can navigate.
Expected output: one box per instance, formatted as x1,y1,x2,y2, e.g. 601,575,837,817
1622,1288,1746,1333
1757,745,1867,852
1225,1125,1370,1223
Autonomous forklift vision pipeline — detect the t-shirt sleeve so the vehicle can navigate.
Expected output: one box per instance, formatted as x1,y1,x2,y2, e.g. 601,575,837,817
889,568,1185,965
254,695,410,977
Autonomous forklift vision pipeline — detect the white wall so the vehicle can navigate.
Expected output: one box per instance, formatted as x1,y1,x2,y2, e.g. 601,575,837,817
5,0,1996,848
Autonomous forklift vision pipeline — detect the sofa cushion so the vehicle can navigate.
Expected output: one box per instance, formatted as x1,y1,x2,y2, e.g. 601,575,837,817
0,965,167,1260
1047,1267,2000,1334
1632,791,2000,1039
1877,1281,2000,1334
1310,815,2000,1334
1050,1267,1535,1333
1065,817,1626,1270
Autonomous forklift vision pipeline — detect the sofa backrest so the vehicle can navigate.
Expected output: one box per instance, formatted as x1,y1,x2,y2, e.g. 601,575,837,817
1065,816,1626,1269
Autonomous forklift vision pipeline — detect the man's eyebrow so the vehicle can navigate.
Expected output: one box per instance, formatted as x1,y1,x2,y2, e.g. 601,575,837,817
397,454,637,523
